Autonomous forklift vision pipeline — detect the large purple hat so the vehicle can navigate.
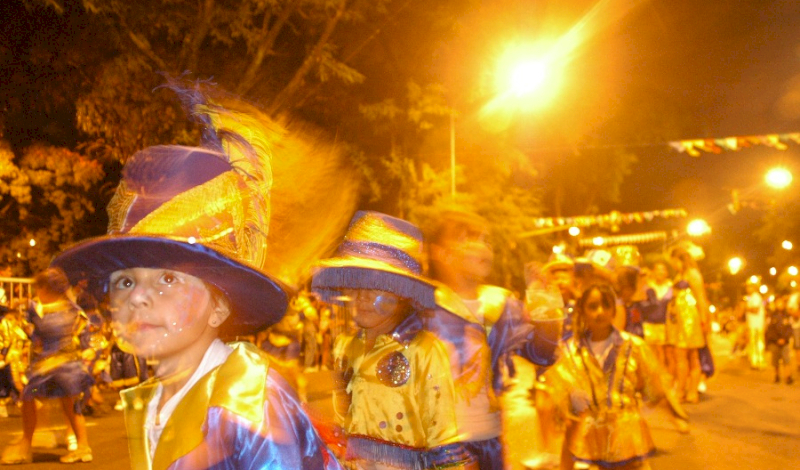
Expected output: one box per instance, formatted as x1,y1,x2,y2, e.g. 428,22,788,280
52,145,289,335
311,211,437,309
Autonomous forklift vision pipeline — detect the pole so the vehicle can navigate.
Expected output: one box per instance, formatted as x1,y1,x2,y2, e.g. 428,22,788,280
450,111,456,197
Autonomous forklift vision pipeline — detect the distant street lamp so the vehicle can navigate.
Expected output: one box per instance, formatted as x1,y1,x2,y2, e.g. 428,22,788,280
29,239,36,247
450,46,563,197
788,266,799,276
568,226,581,237
765,167,792,189
686,218,711,237
782,240,793,250
728,257,744,275
770,267,777,276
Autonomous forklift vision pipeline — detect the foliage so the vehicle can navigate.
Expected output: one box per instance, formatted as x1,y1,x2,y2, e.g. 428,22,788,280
0,141,105,275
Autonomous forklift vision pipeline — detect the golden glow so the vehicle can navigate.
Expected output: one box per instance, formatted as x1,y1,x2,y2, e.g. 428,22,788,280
788,266,799,276
568,226,581,237
728,257,744,275
29,238,36,247
552,245,564,254
782,240,793,250
592,236,605,246
769,267,777,276
765,167,792,189
686,219,711,237
759,285,768,295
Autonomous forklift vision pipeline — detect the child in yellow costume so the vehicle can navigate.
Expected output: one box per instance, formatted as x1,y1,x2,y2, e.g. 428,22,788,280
312,211,479,470
538,283,688,470
50,90,343,470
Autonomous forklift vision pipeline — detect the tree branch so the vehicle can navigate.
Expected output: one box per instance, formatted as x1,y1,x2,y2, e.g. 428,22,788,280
178,0,216,72
114,13,168,71
236,2,299,96
268,0,348,115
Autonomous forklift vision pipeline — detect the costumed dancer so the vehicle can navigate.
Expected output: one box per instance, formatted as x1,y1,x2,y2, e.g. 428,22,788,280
666,246,710,403
427,210,561,470
537,283,689,470
0,305,29,417
613,246,645,339
312,211,479,470
743,276,767,370
50,90,343,470
641,259,672,371
258,304,307,400
765,294,794,384
1,268,95,464
540,254,578,342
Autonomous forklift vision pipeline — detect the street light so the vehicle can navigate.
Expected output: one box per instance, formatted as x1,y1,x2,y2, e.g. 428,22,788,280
782,240,793,250
765,167,792,189
451,47,563,197
686,218,711,237
788,266,799,276
728,257,744,275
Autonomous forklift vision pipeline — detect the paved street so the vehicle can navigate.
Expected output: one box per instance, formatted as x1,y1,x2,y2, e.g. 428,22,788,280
1,334,797,469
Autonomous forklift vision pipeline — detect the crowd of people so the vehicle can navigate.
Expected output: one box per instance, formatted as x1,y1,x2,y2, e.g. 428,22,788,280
0,90,797,470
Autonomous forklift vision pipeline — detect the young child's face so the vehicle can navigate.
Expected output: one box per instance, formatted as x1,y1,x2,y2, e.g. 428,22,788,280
341,288,404,331
108,267,219,360
582,288,615,338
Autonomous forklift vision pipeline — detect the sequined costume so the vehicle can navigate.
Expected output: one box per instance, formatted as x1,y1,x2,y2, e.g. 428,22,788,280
665,280,705,349
0,311,28,400
333,312,475,470
22,299,94,401
119,342,340,470
641,285,671,346
623,301,644,338
460,286,559,470
539,329,686,468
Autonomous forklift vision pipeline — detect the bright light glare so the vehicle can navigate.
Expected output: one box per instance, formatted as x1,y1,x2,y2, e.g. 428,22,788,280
592,237,605,246
728,257,744,275
509,60,548,97
709,305,717,314
759,284,768,295
770,267,777,276
782,240,793,250
789,266,799,276
29,238,36,247
765,167,792,189
568,226,581,237
686,219,711,237
552,245,564,254
793,280,798,288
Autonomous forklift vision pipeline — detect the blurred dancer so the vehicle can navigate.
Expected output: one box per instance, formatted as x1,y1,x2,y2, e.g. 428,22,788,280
427,210,560,470
540,254,578,341
538,283,688,470
666,247,710,403
313,211,478,470
1,268,94,464
642,260,672,370
743,276,766,370
765,295,793,384
51,94,341,469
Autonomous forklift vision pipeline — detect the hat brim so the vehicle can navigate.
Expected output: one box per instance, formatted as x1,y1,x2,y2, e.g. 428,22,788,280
311,256,436,310
51,235,289,335
543,261,574,273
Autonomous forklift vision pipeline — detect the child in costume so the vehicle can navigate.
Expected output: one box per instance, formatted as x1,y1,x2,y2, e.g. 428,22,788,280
641,260,672,370
666,246,710,403
427,210,561,470
765,295,794,384
538,283,688,470
1,268,95,464
312,211,479,470
50,97,342,470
